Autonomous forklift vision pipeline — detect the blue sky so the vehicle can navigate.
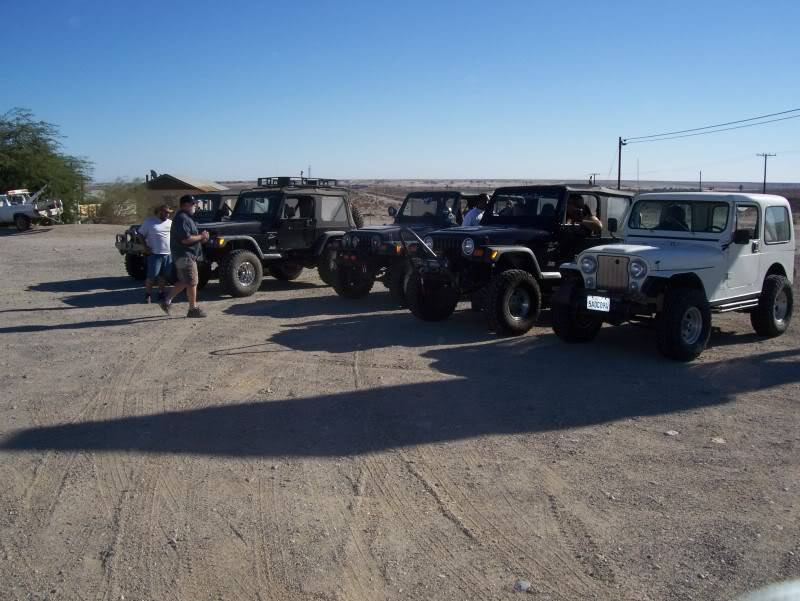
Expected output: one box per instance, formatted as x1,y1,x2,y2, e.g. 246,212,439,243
3,0,800,183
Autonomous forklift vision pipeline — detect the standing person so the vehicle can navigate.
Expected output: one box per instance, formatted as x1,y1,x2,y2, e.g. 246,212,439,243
159,195,209,318
463,193,489,226
138,204,173,303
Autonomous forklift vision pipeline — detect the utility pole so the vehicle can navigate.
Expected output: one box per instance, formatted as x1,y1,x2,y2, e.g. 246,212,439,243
756,153,775,193
617,136,626,189
699,170,702,191
588,173,600,186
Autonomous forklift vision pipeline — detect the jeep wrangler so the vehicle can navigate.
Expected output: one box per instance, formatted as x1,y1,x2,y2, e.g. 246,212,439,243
551,192,795,361
200,177,363,297
405,185,634,335
114,190,240,283
333,190,481,300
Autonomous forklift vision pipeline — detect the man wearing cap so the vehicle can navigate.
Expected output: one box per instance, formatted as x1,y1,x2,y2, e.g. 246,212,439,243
160,195,209,318
138,204,173,303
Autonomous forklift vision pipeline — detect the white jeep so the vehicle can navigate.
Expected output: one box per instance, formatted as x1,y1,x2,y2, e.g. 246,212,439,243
551,192,795,360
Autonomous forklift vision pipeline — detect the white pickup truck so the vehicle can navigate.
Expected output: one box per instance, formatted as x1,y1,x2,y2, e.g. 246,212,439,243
0,186,64,231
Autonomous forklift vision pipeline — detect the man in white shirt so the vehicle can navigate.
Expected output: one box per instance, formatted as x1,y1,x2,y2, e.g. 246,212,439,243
463,193,489,226
138,204,173,303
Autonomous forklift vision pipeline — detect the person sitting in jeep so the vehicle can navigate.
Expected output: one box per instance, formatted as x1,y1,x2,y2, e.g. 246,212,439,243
566,194,602,235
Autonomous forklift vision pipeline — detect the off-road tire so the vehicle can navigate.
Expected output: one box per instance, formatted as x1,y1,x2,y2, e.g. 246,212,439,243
333,264,375,298
656,287,711,361
317,246,338,287
197,262,212,290
350,204,365,229
220,249,263,297
406,270,459,321
386,262,411,303
750,274,793,337
551,283,603,343
486,269,542,336
124,253,147,281
268,263,303,281
470,287,488,312
14,214,31,231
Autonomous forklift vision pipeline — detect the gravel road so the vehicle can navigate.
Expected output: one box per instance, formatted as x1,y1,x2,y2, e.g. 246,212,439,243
0,224,797,601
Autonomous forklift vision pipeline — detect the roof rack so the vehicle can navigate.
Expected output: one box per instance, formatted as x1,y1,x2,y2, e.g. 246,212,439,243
256,176,339,188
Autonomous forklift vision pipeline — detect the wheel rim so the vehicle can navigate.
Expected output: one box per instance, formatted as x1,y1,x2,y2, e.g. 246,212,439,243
774,288,789,324
237,262,256,286
508,287,532,320
681,306,703,345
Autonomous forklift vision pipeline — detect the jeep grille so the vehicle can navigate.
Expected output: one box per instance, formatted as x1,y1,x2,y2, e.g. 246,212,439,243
596,255,629,290
431,236,462,253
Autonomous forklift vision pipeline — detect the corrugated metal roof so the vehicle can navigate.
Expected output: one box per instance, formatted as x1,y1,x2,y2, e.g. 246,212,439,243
147,173,229,192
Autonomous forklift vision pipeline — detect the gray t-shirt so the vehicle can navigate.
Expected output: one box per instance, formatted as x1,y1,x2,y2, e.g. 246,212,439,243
170,210,200,259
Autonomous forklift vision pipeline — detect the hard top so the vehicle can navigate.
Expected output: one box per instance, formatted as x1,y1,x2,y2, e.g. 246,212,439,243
249,176,347,193
635,191,790,207
492,184,634,197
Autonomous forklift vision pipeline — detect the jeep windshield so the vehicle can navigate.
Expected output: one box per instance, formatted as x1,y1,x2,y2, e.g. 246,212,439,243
231,192,282,220
628,199,729,234
481,188,561,226
397,193,459,224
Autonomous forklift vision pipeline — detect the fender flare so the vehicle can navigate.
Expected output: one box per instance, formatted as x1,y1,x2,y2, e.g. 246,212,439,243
216,235,265,259
313,230,347,256
484,246,543,278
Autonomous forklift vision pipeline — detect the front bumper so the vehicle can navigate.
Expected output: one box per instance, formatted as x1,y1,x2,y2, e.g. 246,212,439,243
115,233,146,255
553,285,655,321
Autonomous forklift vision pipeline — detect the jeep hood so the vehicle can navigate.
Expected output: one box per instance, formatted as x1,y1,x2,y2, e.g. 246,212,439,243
433,225,551,243
584,241,722,271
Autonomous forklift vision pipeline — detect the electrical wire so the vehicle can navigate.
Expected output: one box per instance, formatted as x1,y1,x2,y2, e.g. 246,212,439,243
625,107,800,142
626,113,800,144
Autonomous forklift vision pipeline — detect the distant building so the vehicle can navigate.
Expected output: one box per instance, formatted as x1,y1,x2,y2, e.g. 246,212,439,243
145,173,229,206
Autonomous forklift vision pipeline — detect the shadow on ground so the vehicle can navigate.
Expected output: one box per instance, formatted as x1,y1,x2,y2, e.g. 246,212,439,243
2,325,796,457
0,227,52,237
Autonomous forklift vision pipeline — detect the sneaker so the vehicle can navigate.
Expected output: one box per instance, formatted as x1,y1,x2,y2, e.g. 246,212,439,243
157,291,165,302
144,293,151,304
187,306,207,318
159,300,171,315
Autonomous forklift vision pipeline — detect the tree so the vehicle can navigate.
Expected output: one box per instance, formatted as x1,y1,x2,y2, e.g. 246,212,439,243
0,108,92,222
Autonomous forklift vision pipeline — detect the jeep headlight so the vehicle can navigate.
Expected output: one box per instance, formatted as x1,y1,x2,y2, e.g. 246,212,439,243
461,237,475,256
629,259,648,279
423,235,434,249
580,255,597,274
371,234,382,249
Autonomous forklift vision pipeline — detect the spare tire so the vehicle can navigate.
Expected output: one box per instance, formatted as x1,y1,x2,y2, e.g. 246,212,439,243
124,253,147,281
350,204,364,228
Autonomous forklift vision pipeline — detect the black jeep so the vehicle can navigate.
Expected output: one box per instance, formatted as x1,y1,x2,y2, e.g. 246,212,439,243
405,185,634,335
333,190,482,300
115,191,240,282
200,177,363,296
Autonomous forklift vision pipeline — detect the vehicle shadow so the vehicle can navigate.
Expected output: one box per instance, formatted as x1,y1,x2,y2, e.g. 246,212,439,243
0,227,52,237
224,289,404,319
28,276,137,294
0,315,170,335
5,333,796,458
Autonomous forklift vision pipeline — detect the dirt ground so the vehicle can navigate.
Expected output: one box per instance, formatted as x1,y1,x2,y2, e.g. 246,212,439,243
0,224,797,601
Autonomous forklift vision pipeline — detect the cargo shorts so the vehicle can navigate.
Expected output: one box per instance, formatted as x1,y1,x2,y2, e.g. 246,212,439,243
174,256,199,286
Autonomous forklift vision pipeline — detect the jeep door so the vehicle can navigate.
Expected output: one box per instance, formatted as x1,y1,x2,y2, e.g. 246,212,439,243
230,194,277,249
760,204,795,282
725,203,762,295
277,195,316,249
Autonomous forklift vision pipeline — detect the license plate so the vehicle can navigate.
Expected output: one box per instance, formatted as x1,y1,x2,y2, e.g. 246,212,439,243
586,295,610,312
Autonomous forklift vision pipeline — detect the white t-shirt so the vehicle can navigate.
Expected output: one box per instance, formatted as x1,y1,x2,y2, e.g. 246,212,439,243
139,216,172,255
462,207,484,226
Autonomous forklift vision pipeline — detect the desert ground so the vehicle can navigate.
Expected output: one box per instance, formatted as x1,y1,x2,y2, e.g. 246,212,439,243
0,217,798,600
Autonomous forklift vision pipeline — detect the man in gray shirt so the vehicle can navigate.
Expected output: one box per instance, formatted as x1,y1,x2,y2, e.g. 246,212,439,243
159,195,209,318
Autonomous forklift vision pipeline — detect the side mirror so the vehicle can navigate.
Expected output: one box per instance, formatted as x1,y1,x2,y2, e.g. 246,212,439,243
607,218,618,233
388,206,397,217
733,229,752,244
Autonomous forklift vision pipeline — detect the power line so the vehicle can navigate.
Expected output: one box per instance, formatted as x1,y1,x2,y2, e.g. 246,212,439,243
626,107,800,142
626,113,800,144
